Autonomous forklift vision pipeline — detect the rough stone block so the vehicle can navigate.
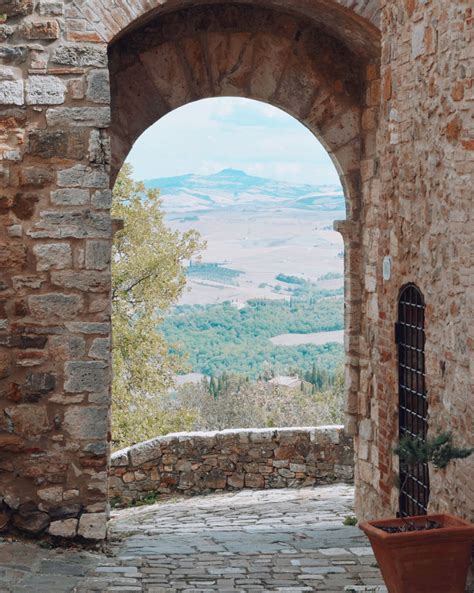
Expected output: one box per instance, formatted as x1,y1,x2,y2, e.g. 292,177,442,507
13,511,50,535
29,293,82,320
38,1,64,16
64,361,109,393
49,518,78,538
85,240,110,270
88,338,109,360
63,406,108,439
2,0,33,17
51,189,89,206
33,242,72,270
86,69,110,103
77,512,107,540
28,130,87,160
65,322,109,334
38,486,63,503
22,20,60,40
5,405,49,437
26,75,66,105
51,270,110,293
57,164,108,188
0,80,24,105
52,45,107,67
0,47,27,65
0,26,14,43
130,441,162,466
19,167,55,188
28,210,112,240
88,129,110,166
46,107,111,128
92,190,112,209
24,372,56,395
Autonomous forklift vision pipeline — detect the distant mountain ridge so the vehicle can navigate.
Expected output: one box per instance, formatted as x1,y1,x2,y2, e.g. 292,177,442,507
144,169,345,213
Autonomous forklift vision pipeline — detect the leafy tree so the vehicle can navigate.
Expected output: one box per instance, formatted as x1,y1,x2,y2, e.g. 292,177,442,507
111,164,205,449
172,365,345,432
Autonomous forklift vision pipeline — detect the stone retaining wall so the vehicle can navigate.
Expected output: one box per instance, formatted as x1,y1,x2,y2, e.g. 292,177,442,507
109,426,354,503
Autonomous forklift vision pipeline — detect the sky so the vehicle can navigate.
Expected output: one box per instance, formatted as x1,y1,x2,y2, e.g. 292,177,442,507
127,98,341,186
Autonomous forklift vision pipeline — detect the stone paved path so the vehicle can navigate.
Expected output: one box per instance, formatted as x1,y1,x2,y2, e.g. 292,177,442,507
0,484,386,592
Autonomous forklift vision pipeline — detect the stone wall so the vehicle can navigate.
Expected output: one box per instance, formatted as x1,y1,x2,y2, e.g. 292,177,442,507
353,0,474,524
109,426,354,504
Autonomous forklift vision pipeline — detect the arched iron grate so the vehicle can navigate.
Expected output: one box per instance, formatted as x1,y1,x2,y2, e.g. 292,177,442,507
396,284,430,516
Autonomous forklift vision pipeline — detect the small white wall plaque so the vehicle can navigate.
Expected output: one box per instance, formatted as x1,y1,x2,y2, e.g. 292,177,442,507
383,256,392,281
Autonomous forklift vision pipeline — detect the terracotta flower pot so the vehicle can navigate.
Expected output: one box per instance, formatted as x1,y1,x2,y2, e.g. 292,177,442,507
359,514,474,593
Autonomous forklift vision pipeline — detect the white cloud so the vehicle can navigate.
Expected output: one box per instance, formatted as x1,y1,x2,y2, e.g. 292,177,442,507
127,97,341,186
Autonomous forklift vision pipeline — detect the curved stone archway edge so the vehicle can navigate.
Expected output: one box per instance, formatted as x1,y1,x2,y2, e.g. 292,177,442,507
72,0,381,52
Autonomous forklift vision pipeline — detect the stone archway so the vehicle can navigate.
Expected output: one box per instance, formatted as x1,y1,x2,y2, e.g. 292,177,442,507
0,0,380,540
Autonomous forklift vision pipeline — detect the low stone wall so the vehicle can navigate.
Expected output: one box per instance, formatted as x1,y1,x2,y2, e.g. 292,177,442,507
109,426,354,503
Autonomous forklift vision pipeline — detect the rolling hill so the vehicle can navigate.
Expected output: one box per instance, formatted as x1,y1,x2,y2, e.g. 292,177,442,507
145,169,345,214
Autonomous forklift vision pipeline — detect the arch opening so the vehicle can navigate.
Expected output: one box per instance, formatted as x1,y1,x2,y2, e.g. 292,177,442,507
112,97,347,447
108,0,380,452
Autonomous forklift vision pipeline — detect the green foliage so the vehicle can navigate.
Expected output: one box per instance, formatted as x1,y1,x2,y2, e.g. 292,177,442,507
187,262,243,285
111,164,205,449
343,516,358,526
161,298,344,378
173,366,345,432
276,273,306,285
318,272,343,281
394,433,474,470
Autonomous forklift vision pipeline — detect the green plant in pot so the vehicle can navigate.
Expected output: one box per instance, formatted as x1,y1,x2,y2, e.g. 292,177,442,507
359,432,474,593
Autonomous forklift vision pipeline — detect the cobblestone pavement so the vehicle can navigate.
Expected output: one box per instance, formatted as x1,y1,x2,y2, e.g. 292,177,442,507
0,484,386,592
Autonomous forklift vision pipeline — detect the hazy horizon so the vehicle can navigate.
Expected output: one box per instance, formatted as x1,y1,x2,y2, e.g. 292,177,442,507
127,97,341,187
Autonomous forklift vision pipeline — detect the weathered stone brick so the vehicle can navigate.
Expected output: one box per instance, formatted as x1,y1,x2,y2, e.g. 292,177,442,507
52,45,108,67
46,107,111,128
64,361,108,393
33,243,71,271
51,270,110,292
57,164,108,188
0,80,24,105
65,322,109,335
91,189,112,210
86,69,110,103
88,338,109,360
5,405,50,437
28,210,112,239
85,240,110,270
26,75,66,105
19,167,55,188
13,511,50,535
63,405,108,438
29,293,82,320
0,47,27,65
28,130,87,160
22,20,60,40
88,129,110,166
0,25,15,42
51,189,89,206
49,518,77,538
1,0,33,17
23,371,56,396
77,512,107,540
38,1,64,16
